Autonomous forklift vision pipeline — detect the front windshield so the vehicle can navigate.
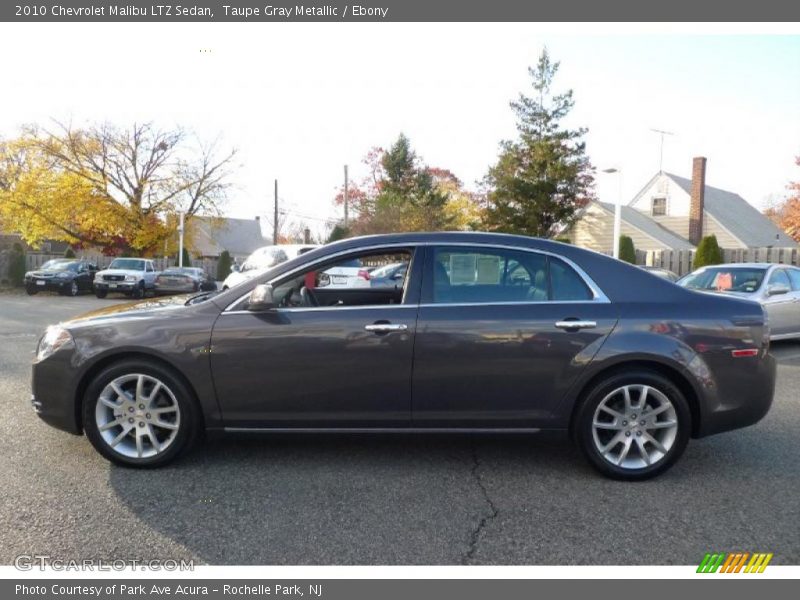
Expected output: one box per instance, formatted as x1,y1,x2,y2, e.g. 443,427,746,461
679,267,766,293
41,260,78,272
109,259,145,271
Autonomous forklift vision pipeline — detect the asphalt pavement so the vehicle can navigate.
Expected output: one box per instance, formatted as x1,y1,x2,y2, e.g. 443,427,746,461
1,290,798,565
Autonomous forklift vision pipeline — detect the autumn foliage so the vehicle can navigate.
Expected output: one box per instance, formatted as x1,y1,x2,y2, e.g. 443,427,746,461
765,156,800,243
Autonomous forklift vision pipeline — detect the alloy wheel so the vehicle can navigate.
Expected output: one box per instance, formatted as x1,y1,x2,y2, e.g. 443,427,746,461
591,384,678,469
94,373,181,459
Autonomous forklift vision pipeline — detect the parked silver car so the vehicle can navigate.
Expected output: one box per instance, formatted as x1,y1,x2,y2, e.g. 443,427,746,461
678,263,800,340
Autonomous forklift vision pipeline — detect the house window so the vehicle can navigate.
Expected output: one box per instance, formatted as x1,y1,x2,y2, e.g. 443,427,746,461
651,197,667,216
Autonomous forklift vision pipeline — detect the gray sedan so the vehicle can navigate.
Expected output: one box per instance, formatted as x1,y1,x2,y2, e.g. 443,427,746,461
31,232,775,480
678,263,800,340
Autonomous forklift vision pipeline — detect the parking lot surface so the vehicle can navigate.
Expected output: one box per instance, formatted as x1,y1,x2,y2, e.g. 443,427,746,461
1,291,798,565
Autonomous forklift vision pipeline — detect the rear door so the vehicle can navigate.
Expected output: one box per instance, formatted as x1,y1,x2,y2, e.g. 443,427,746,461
411,245,617,429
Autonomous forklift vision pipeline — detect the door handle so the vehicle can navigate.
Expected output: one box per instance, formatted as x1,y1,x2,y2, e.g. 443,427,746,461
364,323,408,333
555,320,597,330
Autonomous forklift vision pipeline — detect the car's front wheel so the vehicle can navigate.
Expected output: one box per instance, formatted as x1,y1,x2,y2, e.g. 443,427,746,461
131,281,145,299
25,285,38,295
95,289,107,299
82,360,199,468
575,370,690,480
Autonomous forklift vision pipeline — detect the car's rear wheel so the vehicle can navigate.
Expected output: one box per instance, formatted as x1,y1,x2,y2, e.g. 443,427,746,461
575,370,690,480
83,360,199,468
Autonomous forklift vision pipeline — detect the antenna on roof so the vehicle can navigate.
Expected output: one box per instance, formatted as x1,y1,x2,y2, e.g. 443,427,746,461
650,128,674,173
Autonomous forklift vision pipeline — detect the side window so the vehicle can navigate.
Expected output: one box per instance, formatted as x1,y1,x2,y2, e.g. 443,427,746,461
268,249,413,309
787,269,800,292
549,257,593,301
431,247,548,304
768,269,791,288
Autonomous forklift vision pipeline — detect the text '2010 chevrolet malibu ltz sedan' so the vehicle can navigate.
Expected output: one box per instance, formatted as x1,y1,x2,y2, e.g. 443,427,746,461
30,232,775,480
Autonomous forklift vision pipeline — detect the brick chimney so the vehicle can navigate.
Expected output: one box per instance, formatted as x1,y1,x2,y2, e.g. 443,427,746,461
688,156,707,246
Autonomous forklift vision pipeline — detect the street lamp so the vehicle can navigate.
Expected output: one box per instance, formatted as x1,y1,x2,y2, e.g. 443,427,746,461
601,167,623,259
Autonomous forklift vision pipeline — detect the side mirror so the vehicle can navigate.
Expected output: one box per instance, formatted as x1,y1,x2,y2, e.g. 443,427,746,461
247,284,276,311
231,264,241,273
767,283,790,296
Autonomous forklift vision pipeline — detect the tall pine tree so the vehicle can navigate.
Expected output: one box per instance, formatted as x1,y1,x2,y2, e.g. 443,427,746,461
485,49,594,237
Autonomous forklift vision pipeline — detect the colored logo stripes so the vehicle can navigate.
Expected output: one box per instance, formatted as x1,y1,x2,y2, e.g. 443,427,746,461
697,552,773,573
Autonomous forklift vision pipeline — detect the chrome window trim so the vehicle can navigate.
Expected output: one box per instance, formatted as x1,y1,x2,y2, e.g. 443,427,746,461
222,241,610,314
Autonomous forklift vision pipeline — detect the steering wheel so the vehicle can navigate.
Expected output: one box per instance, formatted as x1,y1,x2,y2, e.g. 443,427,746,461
300,286,319,307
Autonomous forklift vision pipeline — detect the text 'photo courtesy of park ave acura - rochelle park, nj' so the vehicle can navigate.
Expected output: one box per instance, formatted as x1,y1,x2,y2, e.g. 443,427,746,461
1,6,800,591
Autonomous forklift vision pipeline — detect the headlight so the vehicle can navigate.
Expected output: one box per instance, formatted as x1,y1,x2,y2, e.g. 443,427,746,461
24,272,32,279
57,272,71,279
36,325,74,362
124,275,136,282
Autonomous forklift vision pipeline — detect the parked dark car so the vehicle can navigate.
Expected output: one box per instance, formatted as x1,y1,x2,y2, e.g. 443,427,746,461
31,233,775,479
154,267,217,295
24,259,98,296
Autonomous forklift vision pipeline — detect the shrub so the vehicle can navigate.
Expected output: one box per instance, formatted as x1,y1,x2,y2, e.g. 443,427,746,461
618,235,636,264
9,243,26,287
694,235,723,268
64,247,76,258
176,247,192,267
554,237,571,244
217,250,232,281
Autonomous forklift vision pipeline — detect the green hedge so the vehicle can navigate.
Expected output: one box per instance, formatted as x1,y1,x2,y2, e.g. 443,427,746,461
618,235,636,264
217,250,232,281
694,235,723,269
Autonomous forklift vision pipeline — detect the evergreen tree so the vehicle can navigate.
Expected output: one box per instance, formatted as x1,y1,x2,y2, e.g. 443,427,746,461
618,235,636,264
485,49,594,237
217,250,232,280
64,247,76,258
694,235,724,268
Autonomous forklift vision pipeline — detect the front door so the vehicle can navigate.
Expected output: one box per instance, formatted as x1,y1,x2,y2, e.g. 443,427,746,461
763,268,796,337
210,247,420,428
411,245,618,429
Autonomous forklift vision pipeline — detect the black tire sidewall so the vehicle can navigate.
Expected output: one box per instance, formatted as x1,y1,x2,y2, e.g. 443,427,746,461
95,289,107,298
576,370,691,481
132,282,144,299
82,359,199,468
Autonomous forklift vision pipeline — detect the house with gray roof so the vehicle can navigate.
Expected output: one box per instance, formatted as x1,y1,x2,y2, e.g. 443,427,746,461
190,216,271,261
569,157,796,253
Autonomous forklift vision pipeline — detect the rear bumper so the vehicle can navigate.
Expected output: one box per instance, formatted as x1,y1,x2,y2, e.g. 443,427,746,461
26,279,74,292
694,351,776,438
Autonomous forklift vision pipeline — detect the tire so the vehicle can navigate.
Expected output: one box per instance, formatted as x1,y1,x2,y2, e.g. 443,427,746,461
95,289,107,299
26,285,38,296
82,359,200,468
574,369,691,481
64,281,79,297
131,281,144,299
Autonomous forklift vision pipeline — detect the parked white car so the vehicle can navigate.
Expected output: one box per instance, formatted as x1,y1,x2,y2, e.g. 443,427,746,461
221,244,318,290
318,257,373,289
93,258,158,299
677,262,800,340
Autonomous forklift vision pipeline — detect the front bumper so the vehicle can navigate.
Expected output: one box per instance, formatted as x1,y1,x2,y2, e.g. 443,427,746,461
31,350,82,435
94,281,136,292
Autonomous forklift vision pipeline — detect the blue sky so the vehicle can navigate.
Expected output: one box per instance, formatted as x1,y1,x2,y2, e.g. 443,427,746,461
1,25,798,236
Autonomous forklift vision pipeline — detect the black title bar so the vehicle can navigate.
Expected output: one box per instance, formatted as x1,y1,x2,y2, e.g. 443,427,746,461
4,0,800,22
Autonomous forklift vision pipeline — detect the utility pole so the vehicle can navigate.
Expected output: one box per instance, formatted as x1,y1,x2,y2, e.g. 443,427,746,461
178,212,185,267
650,128,674,173
273,179,279,245
343,165,349,229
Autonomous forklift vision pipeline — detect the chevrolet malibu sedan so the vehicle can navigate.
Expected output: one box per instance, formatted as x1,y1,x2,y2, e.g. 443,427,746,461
31,233,775,479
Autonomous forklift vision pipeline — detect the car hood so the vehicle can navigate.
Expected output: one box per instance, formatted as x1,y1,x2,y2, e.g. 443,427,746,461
62,295,193,328
30,269,75,277
687,288,759,301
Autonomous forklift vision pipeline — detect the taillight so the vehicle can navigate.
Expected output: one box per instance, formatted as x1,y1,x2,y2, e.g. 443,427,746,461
731,349,759,358
358,269,371,280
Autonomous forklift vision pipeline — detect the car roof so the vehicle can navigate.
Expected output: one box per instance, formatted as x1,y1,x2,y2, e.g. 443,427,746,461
692,263,778,269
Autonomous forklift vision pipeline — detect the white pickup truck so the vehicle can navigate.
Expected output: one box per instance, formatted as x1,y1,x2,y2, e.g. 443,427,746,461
93,258,158,299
